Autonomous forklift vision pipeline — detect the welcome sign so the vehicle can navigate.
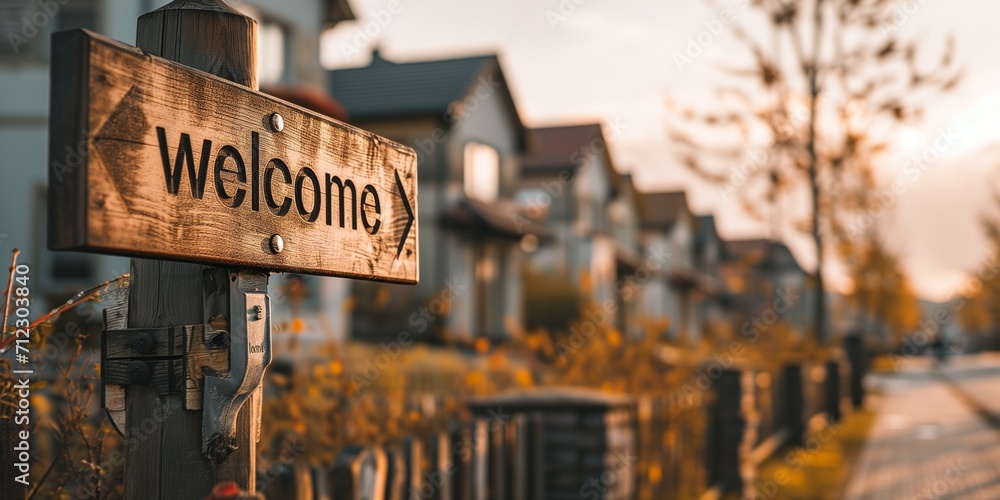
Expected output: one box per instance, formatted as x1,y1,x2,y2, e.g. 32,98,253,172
48,30,418,284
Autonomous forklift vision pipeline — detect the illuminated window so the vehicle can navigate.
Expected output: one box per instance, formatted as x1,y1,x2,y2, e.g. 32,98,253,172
463,142,499,203
236,4,290,85
258,20,288,85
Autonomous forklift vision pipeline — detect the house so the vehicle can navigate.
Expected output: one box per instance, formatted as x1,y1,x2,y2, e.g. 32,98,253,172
638,191,702,342
0,0,354,312
721,239,814,339
328,51,549,344
693,215,734,341
516,124,643,337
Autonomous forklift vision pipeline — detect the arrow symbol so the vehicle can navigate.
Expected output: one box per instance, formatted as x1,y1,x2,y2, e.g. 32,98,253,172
394,169,414,260
92,85,150,214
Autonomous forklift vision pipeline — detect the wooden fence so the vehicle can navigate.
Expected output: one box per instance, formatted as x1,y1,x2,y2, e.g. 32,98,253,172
256,351,867,499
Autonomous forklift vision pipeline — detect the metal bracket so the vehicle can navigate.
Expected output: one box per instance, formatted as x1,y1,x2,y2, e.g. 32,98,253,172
202,271,271,462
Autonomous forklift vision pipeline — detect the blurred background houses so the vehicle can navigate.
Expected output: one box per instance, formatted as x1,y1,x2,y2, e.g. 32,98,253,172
4,0,998,498
0,0,910,370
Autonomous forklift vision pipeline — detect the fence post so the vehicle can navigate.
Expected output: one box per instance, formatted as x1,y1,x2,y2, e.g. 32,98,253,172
119,2,263,497
705,369,744,494
780,364,805,447
845,335,868,409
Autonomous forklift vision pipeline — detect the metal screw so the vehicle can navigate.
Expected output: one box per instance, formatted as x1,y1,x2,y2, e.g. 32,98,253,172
133,331,155,354
128,361,152,385
270,112,284,132
269,234,284,254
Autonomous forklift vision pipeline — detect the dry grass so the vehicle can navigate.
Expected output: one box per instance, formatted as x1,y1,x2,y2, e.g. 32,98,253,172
754,409,876,499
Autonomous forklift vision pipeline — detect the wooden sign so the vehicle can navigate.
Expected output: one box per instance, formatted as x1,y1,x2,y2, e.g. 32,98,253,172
48,29,418,284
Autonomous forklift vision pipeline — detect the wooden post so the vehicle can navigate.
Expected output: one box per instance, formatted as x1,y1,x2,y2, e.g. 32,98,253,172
122,1,261,497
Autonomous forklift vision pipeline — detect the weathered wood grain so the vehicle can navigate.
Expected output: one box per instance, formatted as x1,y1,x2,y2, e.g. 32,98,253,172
104,358,185,395
117,3,263,497
48,29,419,284
104,327,184,359
183,324,230,410
101,290,129,436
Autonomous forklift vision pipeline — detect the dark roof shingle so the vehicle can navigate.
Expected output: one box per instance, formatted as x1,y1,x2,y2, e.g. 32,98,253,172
522,124,604,172
328,51,497,121
640,191,689,230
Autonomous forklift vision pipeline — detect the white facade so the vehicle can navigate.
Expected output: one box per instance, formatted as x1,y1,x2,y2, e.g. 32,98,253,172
640,205,701,342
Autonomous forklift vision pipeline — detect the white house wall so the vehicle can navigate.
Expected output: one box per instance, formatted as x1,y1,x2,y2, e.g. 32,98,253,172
444,68,524,338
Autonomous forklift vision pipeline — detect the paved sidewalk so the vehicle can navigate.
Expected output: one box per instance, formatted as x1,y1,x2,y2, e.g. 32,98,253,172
844,355,1000,499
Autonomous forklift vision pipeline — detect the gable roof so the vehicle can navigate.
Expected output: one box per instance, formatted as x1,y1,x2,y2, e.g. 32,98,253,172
724,238,806,274
522,124,603,172
328,52,526,147
330,51,494,120
640,191,689,230
521,123,624,201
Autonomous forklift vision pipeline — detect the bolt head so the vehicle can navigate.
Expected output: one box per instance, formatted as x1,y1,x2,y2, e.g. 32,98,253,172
133,331,155,354
269,234,284,254
270,112,284,132
127,361,152,385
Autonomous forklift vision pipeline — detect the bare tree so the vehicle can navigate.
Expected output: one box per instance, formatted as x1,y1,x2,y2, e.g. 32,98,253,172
672,0,960,342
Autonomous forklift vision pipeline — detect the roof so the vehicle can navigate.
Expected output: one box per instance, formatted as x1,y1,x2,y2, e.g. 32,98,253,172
522,124,603,172
330,51,494,120
262,86,349,122
724,238,806,274
640,191,689,230
440,199,552,241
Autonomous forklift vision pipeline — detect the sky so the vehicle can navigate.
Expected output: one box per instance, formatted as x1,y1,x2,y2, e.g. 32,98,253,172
320,0,1000,301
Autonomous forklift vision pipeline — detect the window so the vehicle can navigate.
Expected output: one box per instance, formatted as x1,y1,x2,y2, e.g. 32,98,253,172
0,0,99,61
515,188,550,219
236,4,291,86
258,20,288,85
463,142,499,203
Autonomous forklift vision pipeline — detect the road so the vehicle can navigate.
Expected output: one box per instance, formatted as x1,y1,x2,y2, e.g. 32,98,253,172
844,354,1000,499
